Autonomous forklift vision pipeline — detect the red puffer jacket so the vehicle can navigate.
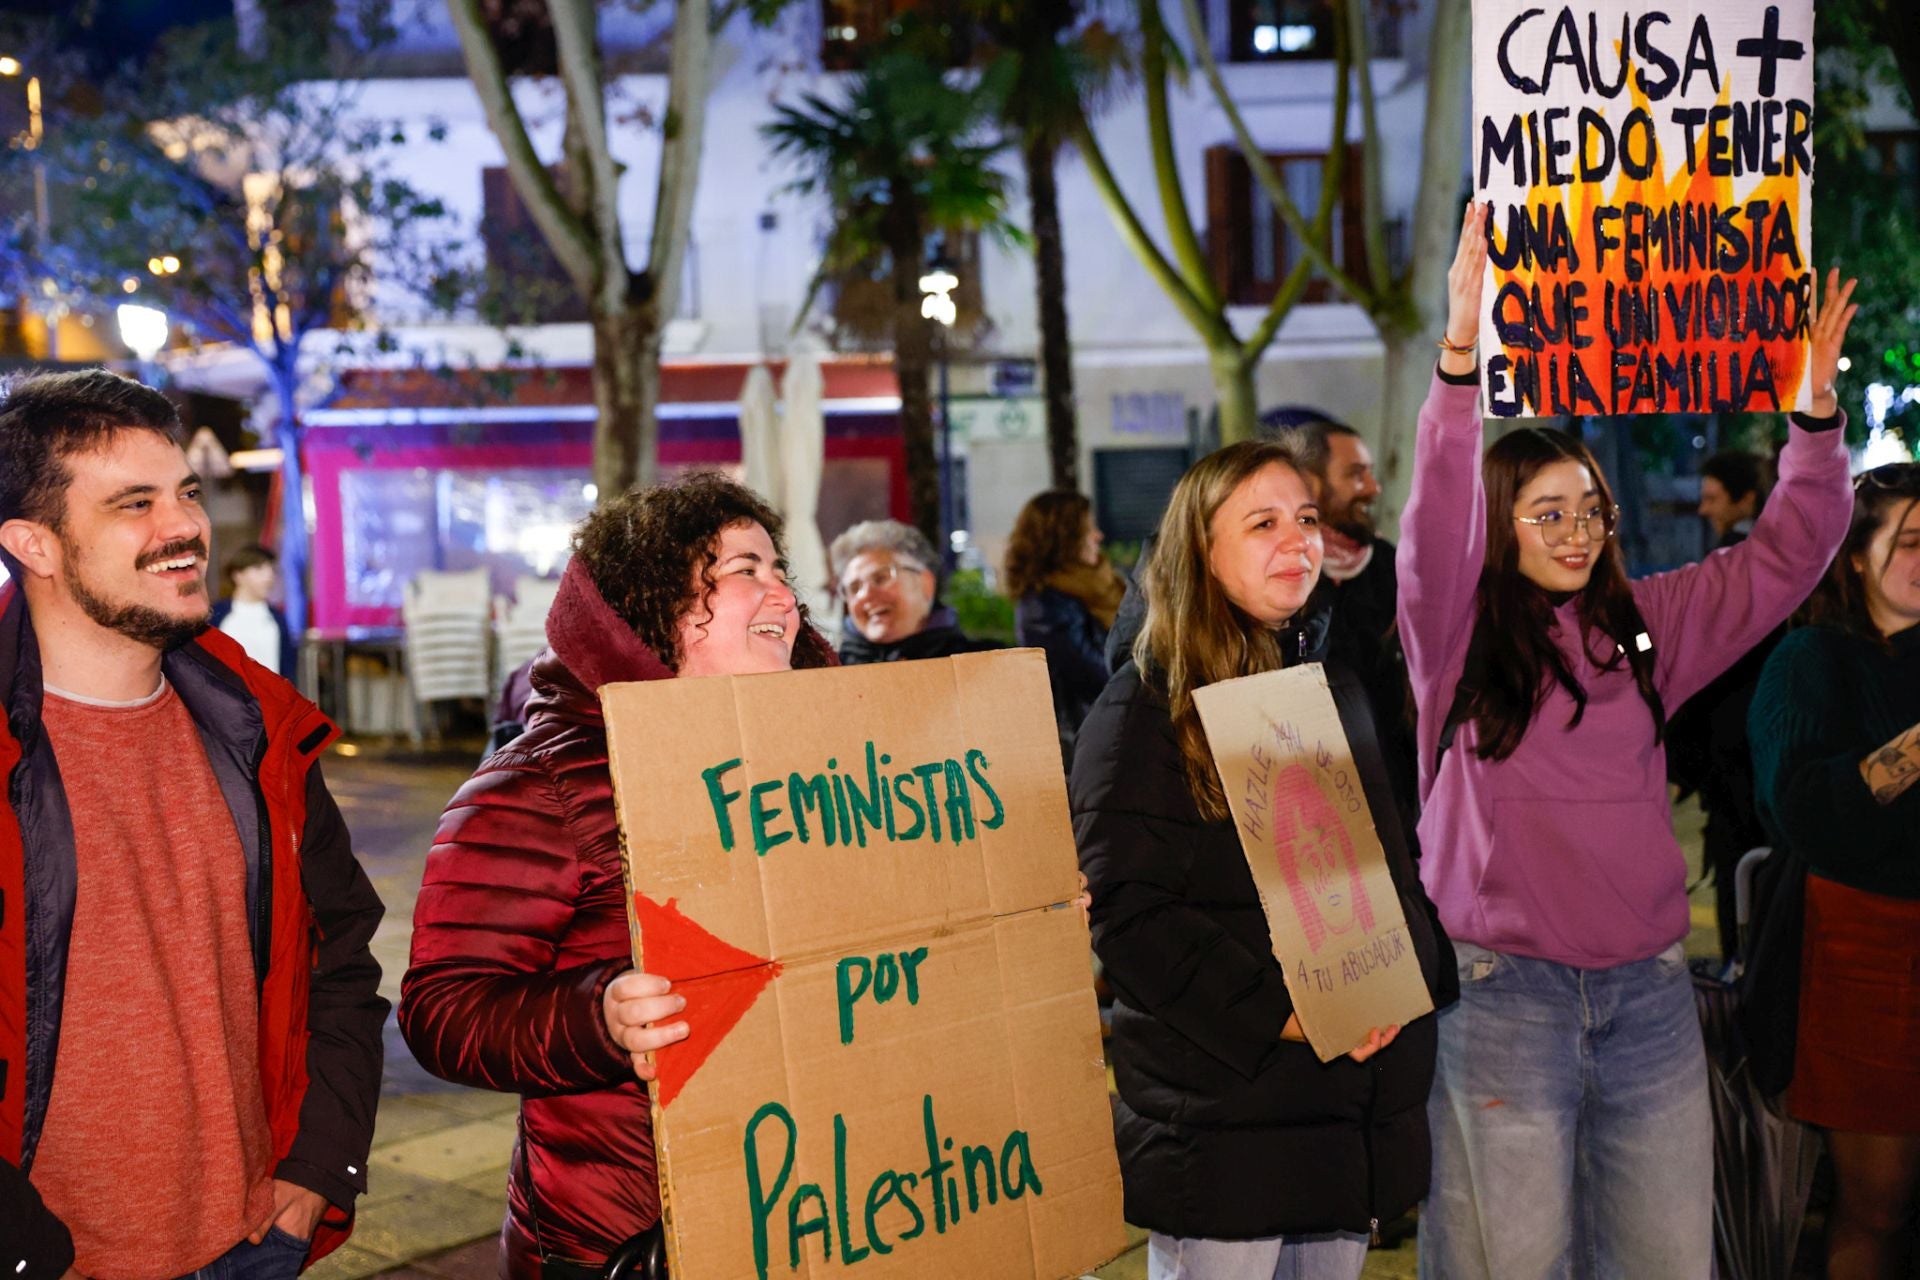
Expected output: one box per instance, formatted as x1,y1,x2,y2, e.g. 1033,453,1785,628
400,557,833,1276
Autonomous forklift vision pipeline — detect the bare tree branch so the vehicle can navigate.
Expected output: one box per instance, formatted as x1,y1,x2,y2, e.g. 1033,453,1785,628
444,0,598,290
1138,0,1222,312
1069,109,1232,347
1344,0,1392,294
1178,0,1367,309
645,0,715,315
548,0,628,313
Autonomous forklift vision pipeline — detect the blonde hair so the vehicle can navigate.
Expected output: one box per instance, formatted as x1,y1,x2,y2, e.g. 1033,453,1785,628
1137,440,1312,821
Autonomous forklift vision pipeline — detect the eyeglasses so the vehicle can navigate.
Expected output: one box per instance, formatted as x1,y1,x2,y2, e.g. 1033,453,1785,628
1513,504,1620,547
1855,462,1920,493
840,561,925,598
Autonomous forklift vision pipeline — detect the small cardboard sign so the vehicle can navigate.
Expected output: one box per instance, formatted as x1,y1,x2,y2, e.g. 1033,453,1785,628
1192,665,1433,1062
1473,0,1815,418
603,650,1125,1280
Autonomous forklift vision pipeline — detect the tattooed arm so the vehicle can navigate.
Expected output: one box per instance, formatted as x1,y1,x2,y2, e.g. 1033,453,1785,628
1860,722,1920,805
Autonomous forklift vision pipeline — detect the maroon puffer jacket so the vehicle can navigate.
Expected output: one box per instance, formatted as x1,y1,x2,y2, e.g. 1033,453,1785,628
399,557,831,1275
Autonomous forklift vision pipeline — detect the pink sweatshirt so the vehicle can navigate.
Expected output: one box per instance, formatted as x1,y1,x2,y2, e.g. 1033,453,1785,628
1397,372,1852,968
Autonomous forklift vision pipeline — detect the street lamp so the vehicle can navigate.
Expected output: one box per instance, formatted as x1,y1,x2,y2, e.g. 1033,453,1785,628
116,302,169,379
919,256,959,567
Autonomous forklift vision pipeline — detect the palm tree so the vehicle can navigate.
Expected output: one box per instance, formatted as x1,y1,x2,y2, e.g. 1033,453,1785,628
764,41,1019,553
970,0,1122,491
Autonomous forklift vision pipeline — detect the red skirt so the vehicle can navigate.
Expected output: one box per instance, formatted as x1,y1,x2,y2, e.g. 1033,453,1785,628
1789,874,1920,1134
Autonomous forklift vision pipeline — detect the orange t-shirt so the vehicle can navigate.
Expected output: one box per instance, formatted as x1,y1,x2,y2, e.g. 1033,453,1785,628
31,681,276,1279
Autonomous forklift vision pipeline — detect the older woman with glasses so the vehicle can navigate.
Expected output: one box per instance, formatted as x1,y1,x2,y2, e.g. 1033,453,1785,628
1400,203,1860,1280
827,519,999,663
1750,461,1920,1280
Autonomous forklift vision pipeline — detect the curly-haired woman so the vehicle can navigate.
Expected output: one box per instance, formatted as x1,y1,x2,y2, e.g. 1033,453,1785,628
399,473,834,1279
1751,461,1920,1280
1004,490,1124,761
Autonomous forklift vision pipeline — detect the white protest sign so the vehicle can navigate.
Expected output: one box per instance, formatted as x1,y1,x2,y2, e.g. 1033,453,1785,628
1193,665,1433,1062
1474,1,1816,418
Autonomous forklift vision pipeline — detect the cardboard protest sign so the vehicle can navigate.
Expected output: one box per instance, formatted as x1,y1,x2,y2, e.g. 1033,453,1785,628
1473,1,1815,418
603,650,1125,1280
1192,665,1433,1062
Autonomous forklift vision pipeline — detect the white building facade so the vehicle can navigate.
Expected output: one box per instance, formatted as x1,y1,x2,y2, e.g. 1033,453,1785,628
185,0,1458,621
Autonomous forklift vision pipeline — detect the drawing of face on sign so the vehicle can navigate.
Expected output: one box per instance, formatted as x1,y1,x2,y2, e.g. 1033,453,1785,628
1272,762,1375,953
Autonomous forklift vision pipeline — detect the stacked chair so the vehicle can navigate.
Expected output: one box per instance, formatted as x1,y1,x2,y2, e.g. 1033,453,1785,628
401,567,493,738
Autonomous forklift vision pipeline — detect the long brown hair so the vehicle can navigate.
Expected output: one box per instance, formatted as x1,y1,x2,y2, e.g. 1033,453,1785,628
1800,462,1920,645
1461,427,1663,760
1003,490,1092,598
1138,440,1315,820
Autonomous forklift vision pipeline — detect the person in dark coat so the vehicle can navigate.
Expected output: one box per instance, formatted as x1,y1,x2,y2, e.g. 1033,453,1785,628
828,519,998,662
1668,449,1780,960
1262,409,1398,662
1071,440,1452,1279
400,473,836,1278
1106,413,1418,822
1003,490,1124,763
1749,461,1920,1279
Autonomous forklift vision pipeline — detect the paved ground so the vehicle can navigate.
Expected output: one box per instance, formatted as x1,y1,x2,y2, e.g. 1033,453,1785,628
301,738,1731,1280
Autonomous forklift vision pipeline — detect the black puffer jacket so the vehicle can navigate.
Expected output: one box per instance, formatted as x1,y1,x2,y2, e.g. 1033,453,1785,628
1070,610,1454,1240
1015,588,1109,759
837,605,1000,664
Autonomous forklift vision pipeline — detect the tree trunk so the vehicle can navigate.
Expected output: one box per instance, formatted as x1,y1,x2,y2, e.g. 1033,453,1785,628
1375,0,1473,537
887,213,942,555
269,366,309,639
1025,134,1079,491
590,304,655,497
1210,347,1260,445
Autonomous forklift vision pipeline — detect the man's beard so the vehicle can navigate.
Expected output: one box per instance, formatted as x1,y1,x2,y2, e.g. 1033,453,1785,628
61,534,210,652
1331,505,1377,545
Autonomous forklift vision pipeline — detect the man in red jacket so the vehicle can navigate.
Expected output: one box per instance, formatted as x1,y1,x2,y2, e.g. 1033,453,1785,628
0,370,386,1280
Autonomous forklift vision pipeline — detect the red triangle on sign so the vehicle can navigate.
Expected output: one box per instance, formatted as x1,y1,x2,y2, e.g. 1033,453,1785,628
634,894,782,1108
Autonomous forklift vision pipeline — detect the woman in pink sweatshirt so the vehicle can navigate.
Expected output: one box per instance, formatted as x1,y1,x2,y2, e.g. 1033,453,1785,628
1400,204,1858,1279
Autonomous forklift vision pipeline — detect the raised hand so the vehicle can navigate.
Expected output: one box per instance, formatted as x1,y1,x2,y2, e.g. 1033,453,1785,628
1806,267,1859,418
1442,201,1492,377
602,969,691,1082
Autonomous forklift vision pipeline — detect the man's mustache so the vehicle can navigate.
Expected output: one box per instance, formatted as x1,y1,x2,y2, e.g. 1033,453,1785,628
134,537,208,570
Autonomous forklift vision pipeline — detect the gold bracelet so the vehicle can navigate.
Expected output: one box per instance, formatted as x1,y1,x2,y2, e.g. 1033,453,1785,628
1437,335,1476,356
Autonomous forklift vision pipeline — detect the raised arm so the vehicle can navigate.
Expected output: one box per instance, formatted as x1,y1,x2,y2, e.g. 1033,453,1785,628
1634,271,1858,707
1397,205,1491,726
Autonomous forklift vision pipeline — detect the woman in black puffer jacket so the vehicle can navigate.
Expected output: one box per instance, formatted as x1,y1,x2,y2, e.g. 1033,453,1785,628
1070,440,1453,1279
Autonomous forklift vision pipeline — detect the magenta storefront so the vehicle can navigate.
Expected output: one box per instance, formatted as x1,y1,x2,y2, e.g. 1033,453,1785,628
303,361,905,629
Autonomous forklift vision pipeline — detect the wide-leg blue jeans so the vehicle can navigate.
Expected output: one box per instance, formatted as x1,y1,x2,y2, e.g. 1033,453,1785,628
1418,940,1712,1280
1148,1230,1369,1280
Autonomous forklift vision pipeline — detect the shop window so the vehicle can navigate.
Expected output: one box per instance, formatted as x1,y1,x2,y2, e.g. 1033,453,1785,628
1206,145,1375,307
340,467,596,612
